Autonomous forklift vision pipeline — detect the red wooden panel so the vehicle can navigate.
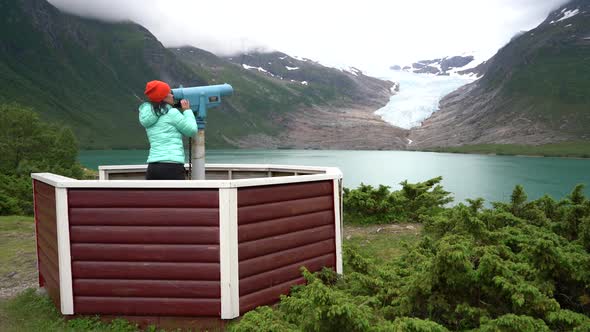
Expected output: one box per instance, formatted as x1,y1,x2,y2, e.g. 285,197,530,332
35,198,57,221
239,239,335,278
37,229,58,258
238,196,334,225
69,208,219,226
72,261,220,281
38,260,58,291
38,238,59,270
39,257,61,309
35,190,56,207
34,180,56,200
34,193,55,210
33,181,59,307
74,297,220,316
238,210,334,243
240,254,335,296
35,206,57,229
239,225,335,261
37,217,57,241
68,189,219,208
74,279,221,298
36,209,57,233
70,226,219,244
238,181,333,207
38,249,60,285
239,277,306,313
45,283,61,309
39,265,59,294
40,262,61,309
71,243,219,262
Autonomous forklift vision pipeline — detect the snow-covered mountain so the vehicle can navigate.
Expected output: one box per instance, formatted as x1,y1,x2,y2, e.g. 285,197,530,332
225,51,375,86
408,0,590,148
390,53,487,78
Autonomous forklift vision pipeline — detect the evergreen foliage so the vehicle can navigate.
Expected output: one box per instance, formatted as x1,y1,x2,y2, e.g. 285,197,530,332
343,177,452,224
0,103,85,215
233,183,590,331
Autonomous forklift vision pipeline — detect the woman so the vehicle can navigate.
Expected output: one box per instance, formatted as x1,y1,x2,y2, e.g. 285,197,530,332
139,80,197,180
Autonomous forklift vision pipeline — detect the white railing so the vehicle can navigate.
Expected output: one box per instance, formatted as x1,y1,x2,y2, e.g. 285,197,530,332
32,164,342,189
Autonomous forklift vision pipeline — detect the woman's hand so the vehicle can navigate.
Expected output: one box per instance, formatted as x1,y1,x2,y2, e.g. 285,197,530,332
180,99,190,111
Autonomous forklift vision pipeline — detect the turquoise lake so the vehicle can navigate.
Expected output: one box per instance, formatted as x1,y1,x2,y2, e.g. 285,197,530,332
78,149,590,205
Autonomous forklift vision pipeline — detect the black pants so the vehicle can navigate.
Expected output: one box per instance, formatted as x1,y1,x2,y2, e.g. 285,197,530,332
146,162,186,180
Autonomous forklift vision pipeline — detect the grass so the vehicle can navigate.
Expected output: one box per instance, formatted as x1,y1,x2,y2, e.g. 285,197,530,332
0,216,36,293
343,224,422,264
0,215,421,331
423,141,590,158
0,216,146,331
0,290,145,332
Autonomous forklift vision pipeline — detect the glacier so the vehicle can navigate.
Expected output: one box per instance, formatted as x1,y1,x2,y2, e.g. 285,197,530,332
374,70,476,129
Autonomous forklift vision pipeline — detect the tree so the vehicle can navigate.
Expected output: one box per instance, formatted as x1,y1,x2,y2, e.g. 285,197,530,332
0,103,84,215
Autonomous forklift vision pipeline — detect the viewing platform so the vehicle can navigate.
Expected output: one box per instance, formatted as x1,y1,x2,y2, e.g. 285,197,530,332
31,164,343,328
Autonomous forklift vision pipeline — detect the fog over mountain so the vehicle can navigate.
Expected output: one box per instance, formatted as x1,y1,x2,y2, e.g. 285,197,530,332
47,0,569,74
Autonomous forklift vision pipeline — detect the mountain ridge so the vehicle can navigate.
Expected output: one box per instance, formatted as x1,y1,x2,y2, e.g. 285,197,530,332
390,54,485,77
1,0,403,149
409,0,590,148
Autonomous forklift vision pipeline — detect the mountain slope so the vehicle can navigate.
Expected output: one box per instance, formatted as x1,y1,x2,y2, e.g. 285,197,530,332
173,48,408,149
1,0,402,149
1,0,207,148
225,51,392,107
409,0,590,148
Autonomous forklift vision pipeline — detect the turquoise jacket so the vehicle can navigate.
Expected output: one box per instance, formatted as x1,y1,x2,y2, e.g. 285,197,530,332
138,102,198,164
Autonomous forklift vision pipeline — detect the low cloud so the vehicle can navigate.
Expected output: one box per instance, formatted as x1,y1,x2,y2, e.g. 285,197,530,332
47,0,570,73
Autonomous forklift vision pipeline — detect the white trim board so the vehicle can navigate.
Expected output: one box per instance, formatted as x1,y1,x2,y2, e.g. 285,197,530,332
32,180,42,287
333,179,343,274
31,173,76,187
32,172,342,189
219,188,240,319
55,188,74,314
99,163,336,173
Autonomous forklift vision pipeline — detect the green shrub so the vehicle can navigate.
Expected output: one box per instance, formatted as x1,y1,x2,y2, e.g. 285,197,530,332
343,176,452,224
232,183,590,331
476,314,550,332
0,103,84,215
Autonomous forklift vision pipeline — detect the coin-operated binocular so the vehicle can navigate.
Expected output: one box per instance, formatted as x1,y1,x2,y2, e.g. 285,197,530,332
172,83,233,129
171,83,233,180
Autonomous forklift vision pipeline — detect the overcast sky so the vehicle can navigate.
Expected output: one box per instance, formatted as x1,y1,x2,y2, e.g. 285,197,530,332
47,0,569,75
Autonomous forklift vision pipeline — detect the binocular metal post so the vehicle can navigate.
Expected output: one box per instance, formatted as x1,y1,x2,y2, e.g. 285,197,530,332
191,127,206,180
191,94,207,180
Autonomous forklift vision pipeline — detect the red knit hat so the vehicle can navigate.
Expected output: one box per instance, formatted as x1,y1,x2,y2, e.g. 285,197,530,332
144,80,171,102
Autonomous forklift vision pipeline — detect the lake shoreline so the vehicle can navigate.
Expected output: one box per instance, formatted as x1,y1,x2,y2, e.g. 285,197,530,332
416,150,590,160
417,141,590,160
80,142,590,160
